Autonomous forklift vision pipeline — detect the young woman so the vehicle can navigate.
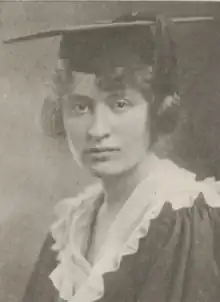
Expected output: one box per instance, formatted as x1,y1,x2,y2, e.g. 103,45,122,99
6,13,220,302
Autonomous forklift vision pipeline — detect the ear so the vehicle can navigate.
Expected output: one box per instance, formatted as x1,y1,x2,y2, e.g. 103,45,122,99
157,93,180,116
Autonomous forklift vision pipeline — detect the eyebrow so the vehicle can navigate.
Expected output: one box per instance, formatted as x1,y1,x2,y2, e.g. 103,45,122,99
68,94,94,102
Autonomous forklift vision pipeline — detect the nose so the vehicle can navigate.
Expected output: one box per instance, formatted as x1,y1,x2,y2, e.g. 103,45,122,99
88,104,111,141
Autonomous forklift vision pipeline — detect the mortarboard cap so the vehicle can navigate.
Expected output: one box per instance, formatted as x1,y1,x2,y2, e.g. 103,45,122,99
3,12,214,86
3,12,216,97
3,13,214,45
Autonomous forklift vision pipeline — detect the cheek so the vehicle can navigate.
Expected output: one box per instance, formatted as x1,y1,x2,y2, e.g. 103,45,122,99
117,103,150,149
63,114,89,152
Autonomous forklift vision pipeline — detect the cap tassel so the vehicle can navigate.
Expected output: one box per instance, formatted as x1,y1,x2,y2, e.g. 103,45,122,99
153,14,179,101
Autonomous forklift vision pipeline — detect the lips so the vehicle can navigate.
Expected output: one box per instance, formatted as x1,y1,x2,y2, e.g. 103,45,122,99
85,147,120,155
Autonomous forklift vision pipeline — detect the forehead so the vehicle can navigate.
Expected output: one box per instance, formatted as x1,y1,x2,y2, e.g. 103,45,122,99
71,71,125,97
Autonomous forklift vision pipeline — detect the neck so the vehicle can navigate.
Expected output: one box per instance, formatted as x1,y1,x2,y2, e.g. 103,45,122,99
101,152,158,213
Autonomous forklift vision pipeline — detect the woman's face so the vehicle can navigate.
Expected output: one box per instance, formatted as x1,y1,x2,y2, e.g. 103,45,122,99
62,72,151,177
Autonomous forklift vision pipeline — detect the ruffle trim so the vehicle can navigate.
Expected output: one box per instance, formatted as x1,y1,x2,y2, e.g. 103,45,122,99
49,162,220,302
67,199,166,302
50,183,103,300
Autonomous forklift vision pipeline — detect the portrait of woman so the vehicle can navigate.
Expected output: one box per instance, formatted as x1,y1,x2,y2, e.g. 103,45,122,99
5,11,220,302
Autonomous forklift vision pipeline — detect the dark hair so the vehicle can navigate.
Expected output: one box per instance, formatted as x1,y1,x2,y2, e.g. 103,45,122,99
41,14,180,142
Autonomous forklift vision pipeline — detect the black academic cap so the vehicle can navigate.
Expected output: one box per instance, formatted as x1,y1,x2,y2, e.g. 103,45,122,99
3,13,213,44
3,13,214,95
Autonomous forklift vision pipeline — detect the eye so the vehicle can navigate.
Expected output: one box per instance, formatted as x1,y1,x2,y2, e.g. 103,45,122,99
72,103,89,115
113,98,131,111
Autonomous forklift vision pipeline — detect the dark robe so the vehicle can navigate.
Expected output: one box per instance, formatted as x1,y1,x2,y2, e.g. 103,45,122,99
22,193,220,302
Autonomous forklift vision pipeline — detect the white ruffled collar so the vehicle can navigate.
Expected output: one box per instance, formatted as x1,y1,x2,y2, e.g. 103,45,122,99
50,158,220,302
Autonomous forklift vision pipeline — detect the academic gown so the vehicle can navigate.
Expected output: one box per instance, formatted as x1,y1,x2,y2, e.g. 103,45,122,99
22,159,220,302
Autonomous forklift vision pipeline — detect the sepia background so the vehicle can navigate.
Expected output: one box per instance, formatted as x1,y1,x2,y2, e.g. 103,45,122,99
0,1,220,302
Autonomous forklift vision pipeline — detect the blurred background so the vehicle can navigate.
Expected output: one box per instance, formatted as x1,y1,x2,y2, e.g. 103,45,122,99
0,1,220,302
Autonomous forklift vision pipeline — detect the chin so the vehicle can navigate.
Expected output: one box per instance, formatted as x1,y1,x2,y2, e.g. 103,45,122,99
86,159,138,178
87,161,127,178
